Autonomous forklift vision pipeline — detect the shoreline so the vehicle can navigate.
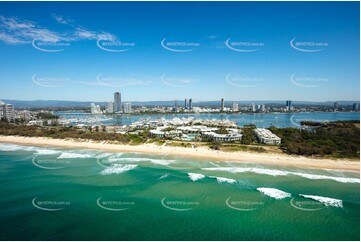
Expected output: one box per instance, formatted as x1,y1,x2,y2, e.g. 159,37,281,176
0,135,359,172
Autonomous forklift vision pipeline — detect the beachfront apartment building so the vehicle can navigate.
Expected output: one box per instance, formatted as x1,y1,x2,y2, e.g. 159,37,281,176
0,101,15,122
254,128,281,145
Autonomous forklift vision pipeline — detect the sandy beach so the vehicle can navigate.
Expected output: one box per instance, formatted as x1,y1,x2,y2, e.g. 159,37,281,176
0,135,359,172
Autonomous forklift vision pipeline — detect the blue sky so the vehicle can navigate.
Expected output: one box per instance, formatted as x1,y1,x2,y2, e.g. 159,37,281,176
0,1,359,102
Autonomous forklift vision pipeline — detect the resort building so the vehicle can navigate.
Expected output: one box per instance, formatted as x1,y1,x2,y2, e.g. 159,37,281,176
202,131,243,142
254,128,281,145
149,129,166,138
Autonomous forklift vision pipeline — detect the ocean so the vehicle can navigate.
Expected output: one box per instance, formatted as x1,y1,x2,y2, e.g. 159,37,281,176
0,143,359,240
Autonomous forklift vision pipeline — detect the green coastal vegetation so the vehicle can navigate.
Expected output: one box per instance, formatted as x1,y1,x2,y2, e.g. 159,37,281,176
0,120,359,159
269,120,360,158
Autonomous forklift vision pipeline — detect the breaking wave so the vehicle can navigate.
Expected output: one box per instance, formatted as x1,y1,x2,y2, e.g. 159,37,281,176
257,187,291,199
209,176,237,184
100,164,138,175
0,143,60,155
299,194,343,208
203,167,288,176
188,173,205,181
57,152,93,159
202,166,360,183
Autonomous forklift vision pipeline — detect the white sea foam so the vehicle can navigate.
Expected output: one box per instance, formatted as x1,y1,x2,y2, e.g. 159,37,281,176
159,173,169,179
0,143,23,151
96,153,118,159
209,176,237,184
257,187,291,199
290,172,360,184
106,157,175,165
100,164,138,175
57,152,93,159
203,167,288,176
202,167,359,183
188,173,205,181
0,143,60,155
150,159,175,165
34,149,60,155
299,194,343,208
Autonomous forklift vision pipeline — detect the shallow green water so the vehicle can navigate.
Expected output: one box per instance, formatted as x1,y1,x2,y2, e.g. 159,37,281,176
0,143,359,240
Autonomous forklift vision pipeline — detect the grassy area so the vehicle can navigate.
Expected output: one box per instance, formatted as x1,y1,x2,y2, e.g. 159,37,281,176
221,144,267,153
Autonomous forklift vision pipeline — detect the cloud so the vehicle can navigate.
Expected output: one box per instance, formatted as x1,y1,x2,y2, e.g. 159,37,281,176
51,13,74,25
0,15,116,45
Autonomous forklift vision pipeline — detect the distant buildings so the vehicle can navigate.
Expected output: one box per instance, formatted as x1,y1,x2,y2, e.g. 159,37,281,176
333,102,338,112
221,98,225,112
113,92,122,113
261,104,266,112
353,103,359,111
0,101,15,122
286,100,292,111
90,103,102,114
19,110,32,121
232,102,239,112
251,103,256,112
123,102,132,114
106,101,114,113
188,98,193,110
254,128,281,145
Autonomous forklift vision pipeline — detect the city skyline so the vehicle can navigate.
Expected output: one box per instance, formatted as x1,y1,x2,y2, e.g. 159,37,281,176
0,1,360,102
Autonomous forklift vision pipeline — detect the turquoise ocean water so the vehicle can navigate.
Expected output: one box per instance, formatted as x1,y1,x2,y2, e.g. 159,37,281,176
0,143,359,240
